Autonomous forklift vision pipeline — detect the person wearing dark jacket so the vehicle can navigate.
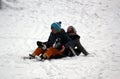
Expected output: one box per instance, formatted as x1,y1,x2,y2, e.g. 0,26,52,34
29,21,73,60
67,26,89,56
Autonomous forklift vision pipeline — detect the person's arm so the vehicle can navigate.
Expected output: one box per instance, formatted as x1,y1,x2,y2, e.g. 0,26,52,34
63,33,73,48
44,32,55,48
37,32,55,49
60,45,65,53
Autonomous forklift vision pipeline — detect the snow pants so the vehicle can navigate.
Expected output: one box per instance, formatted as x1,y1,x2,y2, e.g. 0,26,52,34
32,47,62,59
72,39,89,55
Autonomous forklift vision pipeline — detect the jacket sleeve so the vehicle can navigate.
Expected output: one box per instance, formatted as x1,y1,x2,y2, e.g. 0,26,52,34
62,33,73,48
44,32,55,48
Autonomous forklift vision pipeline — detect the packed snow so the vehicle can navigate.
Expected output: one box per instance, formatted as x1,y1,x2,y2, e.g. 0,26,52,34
0,0,120,79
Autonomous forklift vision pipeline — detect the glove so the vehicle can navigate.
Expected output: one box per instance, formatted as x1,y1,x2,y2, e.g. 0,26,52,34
37,41,47,50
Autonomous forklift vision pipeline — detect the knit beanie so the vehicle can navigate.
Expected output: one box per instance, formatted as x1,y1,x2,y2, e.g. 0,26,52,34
51,21,62,31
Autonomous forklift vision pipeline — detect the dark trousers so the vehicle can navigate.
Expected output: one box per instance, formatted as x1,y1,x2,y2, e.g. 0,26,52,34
72,39,88,56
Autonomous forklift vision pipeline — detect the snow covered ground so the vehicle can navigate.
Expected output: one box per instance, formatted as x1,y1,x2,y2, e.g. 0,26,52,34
0,0,120,79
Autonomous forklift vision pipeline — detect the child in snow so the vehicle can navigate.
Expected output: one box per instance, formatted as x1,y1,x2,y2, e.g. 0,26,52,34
29,21,73,61
66,26,89,56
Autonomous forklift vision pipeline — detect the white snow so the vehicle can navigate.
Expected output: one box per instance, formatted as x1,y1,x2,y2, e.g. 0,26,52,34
0,0,120,79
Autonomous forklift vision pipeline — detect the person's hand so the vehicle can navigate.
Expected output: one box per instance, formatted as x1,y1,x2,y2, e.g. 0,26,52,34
60,45,65,53
37,41,47,50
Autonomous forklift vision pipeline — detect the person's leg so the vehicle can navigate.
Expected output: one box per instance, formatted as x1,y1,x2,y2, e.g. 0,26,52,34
74,39,89,56
43,47,62,59
31,47,45,56
74,48,81,56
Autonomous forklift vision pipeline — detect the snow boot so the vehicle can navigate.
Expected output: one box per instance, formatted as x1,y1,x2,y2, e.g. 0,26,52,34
35,54,47,61
29,54,35,59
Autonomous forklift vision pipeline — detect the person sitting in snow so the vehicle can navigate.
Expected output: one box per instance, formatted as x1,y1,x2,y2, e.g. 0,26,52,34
28,21,74,61
66,26,89,56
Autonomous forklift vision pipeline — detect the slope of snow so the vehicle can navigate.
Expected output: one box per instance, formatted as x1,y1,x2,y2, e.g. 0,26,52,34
0,0,120,79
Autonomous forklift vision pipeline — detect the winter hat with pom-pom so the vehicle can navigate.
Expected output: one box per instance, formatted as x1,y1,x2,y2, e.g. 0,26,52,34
51,21,62,31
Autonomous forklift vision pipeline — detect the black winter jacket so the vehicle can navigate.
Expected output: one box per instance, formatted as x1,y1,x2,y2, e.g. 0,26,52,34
45,29,73,49
67,34,80,40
